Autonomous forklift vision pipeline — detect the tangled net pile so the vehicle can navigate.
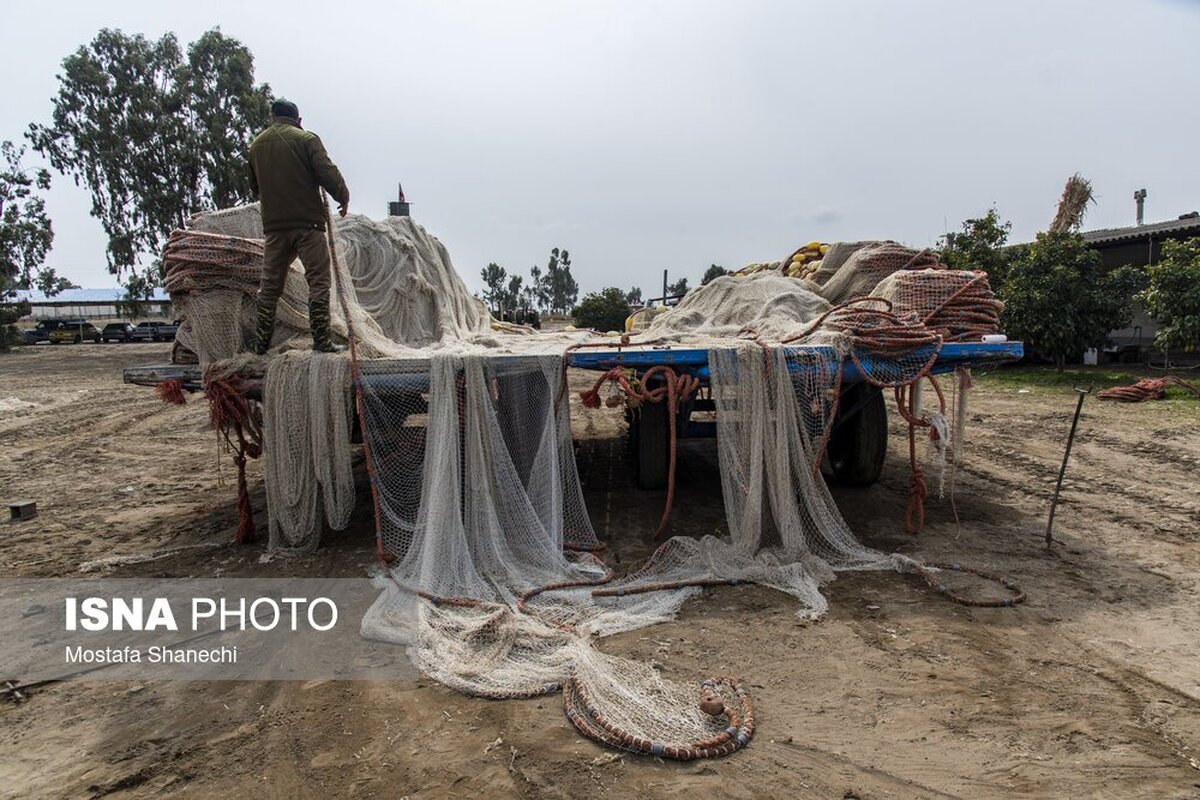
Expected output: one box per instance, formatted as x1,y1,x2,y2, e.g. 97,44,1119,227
167,207,1018,759
817,241,942,306
173,203,494,367
164,230,269,365
873,269,1004,342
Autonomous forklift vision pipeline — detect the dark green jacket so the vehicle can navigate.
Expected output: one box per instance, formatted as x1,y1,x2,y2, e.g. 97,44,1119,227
248,119,350,233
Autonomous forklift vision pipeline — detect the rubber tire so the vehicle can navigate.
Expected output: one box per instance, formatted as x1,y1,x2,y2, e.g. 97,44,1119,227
827,384,887,487
636,402,670,490
73,335,81,344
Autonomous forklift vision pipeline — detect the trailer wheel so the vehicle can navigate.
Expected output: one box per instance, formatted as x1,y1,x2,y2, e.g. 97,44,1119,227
827,384,887,486
636,402,669,490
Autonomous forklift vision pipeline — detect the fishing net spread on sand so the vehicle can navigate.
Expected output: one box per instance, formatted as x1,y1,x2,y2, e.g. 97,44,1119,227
165,204,1016,759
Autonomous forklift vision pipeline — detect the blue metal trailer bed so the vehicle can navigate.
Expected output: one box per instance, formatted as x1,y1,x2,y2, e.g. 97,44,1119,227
564,340,1024,488
122,339,1022,489
566,340,1024,381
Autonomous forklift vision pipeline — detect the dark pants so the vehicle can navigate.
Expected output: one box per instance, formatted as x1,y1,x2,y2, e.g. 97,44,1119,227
257,227,332,311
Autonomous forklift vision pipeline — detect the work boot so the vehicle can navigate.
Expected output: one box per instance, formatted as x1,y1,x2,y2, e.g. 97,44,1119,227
252,301,276,356
309,300,345,353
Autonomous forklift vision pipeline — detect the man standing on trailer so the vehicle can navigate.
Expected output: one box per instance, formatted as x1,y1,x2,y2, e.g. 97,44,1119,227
248,98,350,354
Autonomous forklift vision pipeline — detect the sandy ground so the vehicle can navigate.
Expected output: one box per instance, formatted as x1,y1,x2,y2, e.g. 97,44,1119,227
2,342,1200,799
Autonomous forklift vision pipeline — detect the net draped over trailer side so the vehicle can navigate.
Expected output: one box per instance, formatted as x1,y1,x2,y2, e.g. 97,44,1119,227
164,205,1009,759
355,344,924,756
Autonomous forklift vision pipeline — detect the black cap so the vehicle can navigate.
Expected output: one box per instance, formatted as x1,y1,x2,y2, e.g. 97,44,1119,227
270,99,299,120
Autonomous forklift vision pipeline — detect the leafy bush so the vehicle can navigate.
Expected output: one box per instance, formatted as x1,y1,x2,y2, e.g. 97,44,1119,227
701,264,730,285
573,287,630,333
1139,237,1200,352
939,208,1013,290
1001,231,1138,370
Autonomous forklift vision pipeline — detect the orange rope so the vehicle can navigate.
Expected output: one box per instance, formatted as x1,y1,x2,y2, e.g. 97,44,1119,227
579,365,700,539
155,378,188,406
895,376,946,535
1097,376,1200,402
203,373,263,544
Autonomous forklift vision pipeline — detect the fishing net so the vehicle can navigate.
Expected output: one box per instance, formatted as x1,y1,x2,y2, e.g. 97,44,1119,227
806,240,870,287
356,343,919,758
644,272,831,342
163,203,1018,758
872,269,1003,342
168,205,492,367
163,230,268,365
817,241,942,306
262,351,356,556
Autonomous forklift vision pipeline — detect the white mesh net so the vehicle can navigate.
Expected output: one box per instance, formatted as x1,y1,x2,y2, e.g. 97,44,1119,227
356,344,916,756
262,351,356,556
164,204,1018,758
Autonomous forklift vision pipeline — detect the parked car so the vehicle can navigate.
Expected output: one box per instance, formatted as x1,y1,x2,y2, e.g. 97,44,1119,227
101,322,137,343
157,319,181,341
49,320,102,344
21,320,62,345
130,322,159,342
133,320,179,342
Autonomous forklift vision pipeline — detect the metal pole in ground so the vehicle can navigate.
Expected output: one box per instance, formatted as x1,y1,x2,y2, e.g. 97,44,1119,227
1045,384,1093,549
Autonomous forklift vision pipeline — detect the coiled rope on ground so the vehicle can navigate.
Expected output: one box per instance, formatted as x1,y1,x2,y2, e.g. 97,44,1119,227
563,674,755,760
1097,375,1200,402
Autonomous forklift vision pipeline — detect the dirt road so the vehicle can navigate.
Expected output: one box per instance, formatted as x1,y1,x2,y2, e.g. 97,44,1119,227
2,344,1199,798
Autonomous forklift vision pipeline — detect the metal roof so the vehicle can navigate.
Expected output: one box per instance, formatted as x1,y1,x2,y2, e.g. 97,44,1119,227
10,287,170,304
1081,215,1200,246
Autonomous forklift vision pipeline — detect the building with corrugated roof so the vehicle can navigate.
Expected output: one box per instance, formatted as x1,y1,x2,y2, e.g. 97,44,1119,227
1081,213,1200,269
1079,213,1200,360
11,288,172,321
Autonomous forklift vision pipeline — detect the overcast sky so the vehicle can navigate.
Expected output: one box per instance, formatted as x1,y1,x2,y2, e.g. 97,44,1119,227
3,0,1199,296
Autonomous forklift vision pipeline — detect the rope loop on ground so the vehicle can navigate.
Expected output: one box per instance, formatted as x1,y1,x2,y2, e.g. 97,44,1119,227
912,561,1026,608
563,673,755,760
1097,376,1200,402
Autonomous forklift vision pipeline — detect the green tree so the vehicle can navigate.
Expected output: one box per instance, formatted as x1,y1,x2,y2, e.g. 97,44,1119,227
28,28,271,296
625,286,642,305
701,264,730,285
939,208,1013,289
573,287,630,332
667,276,689,298
1139,237,1200,353
1,141,69,351
545,247,578,314
528,263,548,311
480,262,507,314
503,273,523,317
1002,231,1137,370
519,281,538,314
